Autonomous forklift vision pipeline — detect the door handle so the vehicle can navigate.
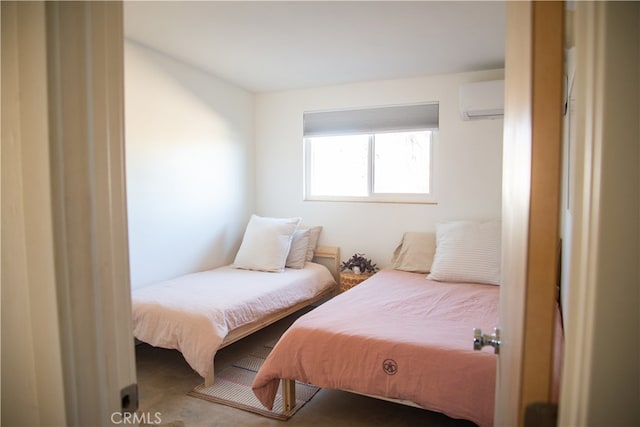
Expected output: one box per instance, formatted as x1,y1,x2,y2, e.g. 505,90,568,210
473,327,500,354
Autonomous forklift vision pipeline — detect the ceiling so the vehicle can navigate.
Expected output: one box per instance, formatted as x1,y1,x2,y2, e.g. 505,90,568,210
124,1,506,93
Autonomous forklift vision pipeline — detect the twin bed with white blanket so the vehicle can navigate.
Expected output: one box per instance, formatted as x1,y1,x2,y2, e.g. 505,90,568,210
132,215,338,386
132,260,336,385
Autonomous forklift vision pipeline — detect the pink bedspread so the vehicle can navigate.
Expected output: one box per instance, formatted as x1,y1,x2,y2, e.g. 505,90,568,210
252,269,499,426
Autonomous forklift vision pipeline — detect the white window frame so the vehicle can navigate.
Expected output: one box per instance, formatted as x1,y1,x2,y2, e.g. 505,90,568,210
303,129,438,204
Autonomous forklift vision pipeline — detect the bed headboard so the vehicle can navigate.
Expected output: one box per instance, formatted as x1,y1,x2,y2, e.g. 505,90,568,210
313,246,340,282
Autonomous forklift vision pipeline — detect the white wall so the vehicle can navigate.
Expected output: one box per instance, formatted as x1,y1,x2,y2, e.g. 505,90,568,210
125,40,255,289
255,70,504,267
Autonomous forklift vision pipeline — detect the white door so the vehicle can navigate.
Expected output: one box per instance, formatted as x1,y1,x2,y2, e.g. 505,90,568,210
495,2,564,425
1,2,137,425
46,2,138,424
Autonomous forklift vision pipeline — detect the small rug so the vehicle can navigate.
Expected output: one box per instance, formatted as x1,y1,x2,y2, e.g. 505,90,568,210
187,342,320,421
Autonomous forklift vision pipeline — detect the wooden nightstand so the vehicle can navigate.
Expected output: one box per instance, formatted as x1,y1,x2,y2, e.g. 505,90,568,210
339,272,373,293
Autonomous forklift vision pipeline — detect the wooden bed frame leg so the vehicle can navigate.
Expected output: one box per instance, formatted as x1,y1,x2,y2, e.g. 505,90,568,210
282,379,296,412
205,362,215,387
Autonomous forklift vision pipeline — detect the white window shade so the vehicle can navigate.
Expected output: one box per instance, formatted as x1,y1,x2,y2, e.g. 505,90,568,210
303,103,439,137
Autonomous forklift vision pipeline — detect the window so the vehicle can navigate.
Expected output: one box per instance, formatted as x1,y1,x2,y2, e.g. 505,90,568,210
303,103,438,203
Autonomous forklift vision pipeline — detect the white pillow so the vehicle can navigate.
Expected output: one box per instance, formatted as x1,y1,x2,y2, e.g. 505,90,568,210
286,229,311,269
233,215,301,272
391,232,436,273
304,226,323,261
427,220,501,285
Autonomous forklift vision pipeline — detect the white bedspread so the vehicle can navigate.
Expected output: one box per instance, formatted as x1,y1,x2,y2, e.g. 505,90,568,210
132,262,335,378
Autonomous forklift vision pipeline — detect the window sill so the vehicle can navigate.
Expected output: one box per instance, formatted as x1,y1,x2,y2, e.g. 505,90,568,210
303,195,438,205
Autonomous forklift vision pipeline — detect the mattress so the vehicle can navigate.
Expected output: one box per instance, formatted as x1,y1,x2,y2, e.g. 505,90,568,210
252,269,499,427
132,262,336,378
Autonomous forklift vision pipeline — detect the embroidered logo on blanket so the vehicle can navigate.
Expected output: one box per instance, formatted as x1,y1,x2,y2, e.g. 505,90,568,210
382,359,398,375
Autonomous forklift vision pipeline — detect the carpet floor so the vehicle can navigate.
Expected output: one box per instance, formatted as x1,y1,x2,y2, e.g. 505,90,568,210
135,308,476,427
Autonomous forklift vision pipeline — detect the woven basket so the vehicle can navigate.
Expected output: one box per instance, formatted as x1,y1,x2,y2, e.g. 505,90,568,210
339,272,373,292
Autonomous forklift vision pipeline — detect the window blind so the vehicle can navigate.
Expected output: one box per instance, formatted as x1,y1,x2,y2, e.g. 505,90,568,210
303,103,439,137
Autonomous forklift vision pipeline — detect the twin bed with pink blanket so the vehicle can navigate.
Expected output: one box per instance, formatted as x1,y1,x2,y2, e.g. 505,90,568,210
252,269,499,427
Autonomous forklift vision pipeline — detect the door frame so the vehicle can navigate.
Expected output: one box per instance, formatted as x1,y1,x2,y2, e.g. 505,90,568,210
497,2,564,425
1,2,67,424
559,2,640,425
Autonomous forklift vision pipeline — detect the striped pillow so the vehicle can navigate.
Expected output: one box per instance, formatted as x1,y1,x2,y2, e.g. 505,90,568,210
427,220,501,285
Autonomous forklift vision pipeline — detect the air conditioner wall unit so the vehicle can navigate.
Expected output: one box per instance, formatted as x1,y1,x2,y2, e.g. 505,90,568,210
459,80,505,120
